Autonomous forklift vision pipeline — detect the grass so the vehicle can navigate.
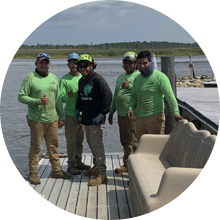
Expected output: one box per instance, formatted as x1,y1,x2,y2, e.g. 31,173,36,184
14,48,204,59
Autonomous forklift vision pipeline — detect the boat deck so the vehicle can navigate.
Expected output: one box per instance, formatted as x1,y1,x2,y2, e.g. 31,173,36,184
29,153,136,219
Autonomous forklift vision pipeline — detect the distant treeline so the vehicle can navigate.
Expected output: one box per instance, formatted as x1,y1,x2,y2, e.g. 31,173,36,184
15,41,204,59
0,41,217,50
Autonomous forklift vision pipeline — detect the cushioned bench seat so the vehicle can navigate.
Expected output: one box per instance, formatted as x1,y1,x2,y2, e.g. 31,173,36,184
128,119,216,215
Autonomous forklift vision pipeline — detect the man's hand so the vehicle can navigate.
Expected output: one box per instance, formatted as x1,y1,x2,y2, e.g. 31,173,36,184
108,114,113,125
92,113,104,125
40,94,49,105
122,77,129,89
127,109,134,119
68,89,74,98
174,115,183,123
75,109,82,124
58,120,65,128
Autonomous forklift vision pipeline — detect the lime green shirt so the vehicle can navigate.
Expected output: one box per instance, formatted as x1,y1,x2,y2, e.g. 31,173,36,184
59,72,82,117
129,69,180,117
110,70,140,117
18,71,64,122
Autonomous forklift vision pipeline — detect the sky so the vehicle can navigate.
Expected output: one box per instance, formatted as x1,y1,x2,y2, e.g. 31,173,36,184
23,1,196,45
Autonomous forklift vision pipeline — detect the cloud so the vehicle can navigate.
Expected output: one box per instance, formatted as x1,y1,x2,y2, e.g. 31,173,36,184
24,1,195,45
1,0,191,28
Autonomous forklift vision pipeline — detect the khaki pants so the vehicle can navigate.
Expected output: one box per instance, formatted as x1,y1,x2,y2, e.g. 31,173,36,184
136,112,166,141
118,116,137,167
84,124,106,174
27,118,61,174
65,115,84,168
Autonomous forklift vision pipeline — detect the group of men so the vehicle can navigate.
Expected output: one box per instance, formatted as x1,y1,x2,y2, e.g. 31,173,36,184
18,50,183,187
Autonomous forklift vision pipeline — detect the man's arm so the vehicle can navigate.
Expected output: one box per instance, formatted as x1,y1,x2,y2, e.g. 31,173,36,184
75,80,82,112
160,74,183,122
55,78,65,121
99,78,113,115
59,79,71,103
18,79,41,106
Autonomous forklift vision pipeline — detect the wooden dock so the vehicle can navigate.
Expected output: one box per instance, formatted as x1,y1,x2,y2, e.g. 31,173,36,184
29,154,136,219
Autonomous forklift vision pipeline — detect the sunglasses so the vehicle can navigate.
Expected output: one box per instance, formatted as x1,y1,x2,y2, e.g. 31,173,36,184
78,63,91,69
68,61,77,65
37,53,50,58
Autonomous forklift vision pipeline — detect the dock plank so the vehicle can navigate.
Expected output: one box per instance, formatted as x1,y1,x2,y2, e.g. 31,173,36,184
119,155,136,218
65,174,81,214
56,158,73,210
86,155,97,219
106,155,120,220
31,154,135,219
97,182,108,220
27,158,64,220
10,159,49,220
112,155,131,219
75,156,91,217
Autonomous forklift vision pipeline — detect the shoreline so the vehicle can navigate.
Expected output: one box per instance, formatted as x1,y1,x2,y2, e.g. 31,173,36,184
176,75,216,88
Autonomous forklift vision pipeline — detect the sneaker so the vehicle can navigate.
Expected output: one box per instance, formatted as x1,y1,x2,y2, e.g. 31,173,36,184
51,170,72,179
77,162,91,170
68,167,81,175
88,174,108,186
83,165,99,176
115,165,128,174
28,173,41,185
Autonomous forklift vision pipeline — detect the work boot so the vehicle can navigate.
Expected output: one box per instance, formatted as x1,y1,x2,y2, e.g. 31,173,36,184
51,170,72,179
28,173,41,185
84,165,99,176
68,166,81,175
88,174,108,186
115,165,128,174
77,162,91,170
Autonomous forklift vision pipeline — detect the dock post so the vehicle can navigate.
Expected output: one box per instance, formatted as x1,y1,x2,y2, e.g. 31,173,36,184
161,56,176,134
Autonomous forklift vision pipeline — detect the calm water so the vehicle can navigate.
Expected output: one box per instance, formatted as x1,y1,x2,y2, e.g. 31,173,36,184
0,56,214,178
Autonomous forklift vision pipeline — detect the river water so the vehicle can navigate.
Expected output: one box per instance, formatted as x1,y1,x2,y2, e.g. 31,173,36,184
0,55,214,178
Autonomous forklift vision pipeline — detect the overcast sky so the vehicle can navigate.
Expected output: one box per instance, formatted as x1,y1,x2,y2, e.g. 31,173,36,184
23,1,195,45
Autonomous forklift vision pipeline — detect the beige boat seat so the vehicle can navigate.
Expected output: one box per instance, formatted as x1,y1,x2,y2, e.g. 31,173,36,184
128,119,216,215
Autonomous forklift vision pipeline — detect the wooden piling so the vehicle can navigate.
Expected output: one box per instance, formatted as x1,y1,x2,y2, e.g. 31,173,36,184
189,54,195,78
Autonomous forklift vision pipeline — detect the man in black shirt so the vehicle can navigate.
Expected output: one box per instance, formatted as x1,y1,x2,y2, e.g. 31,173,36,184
75,54,112,186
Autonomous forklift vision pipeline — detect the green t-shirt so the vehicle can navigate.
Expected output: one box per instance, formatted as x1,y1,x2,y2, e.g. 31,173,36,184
59,72,82,117
18,71,64,122
110,70,140,117
129,69,180,117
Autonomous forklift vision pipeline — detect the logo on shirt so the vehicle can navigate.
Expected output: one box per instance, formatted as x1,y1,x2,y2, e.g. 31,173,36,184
84,85,93,97
80,84,93,100
50,81,56,84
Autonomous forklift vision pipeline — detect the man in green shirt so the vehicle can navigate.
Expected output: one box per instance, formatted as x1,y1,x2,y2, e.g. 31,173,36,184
128,51,183,140
59,53,90,175
18,53,71,185
108,52,140,174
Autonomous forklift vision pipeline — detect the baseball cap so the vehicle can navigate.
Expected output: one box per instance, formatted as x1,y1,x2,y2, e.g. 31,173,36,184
36,53,50,62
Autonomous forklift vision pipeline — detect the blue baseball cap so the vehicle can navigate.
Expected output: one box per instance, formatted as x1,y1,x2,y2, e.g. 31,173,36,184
67,53,79,61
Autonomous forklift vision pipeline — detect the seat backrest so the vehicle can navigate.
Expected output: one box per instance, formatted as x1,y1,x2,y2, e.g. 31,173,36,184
160,119,216,168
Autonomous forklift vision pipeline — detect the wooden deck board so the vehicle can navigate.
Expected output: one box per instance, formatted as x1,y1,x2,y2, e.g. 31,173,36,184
98,183,108,220
10,160,51,220
86,155,97,219
56,158,71,209
30,158,64,220
106,155,120,220
112,155,131,219
75,155,91,217
119,155,136,218
29,154,136,219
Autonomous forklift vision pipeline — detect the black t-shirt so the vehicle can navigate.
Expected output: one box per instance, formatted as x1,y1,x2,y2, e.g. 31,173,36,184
76,71,112,125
